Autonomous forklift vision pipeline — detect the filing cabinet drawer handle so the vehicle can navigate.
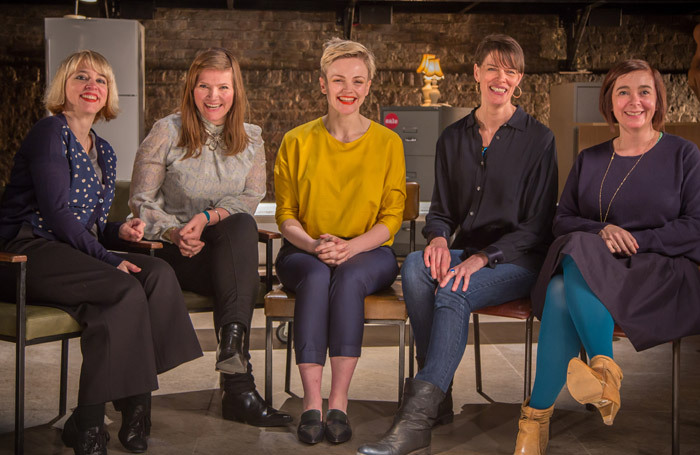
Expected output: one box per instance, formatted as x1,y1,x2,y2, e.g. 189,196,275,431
404,138,417,142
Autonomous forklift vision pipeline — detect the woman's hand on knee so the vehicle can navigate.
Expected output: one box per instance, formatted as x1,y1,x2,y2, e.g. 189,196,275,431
438,253,487,292
424,237,450,281
117,260,142,274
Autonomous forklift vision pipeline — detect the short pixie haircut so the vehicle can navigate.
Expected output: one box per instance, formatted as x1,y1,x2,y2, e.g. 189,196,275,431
474,34,525,74
44,50,119,122
599,59,667,131
320,38,376,80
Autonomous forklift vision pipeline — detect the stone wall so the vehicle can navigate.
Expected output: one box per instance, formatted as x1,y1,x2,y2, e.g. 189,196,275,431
1,5,699,199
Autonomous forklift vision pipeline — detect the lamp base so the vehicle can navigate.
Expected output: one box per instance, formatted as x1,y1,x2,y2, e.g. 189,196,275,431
429,79,441,105
420,79,433,106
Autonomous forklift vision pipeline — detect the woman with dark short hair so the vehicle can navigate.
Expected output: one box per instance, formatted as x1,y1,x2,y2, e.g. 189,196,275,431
513,59,700,454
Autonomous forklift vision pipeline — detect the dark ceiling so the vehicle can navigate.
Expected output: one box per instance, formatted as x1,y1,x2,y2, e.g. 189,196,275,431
9,0,700,17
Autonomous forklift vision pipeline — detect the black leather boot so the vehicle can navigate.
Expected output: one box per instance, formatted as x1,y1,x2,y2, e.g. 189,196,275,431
216,322,248,374
62,412,109,455
222,389,293,427
416,357,454,426
114,395,149,453
356,378,445,455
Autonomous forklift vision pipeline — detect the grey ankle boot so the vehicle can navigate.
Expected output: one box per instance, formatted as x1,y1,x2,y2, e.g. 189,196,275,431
357,378,445,455
416,357,454,426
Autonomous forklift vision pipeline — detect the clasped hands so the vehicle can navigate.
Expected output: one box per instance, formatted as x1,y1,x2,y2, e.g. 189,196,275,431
313,233,355,266
598,224,638,256
170,212,209,258
423,237,487,292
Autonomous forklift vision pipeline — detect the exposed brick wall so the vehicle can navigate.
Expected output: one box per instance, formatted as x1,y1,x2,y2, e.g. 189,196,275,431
1,5,699,200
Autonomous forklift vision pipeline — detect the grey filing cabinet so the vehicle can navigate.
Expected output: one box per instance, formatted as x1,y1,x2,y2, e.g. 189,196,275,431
549,82,604,195
381,106,472,256
380,106,472,202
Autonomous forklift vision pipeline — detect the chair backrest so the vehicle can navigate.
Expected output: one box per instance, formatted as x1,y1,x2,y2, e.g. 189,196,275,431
403,181,419,222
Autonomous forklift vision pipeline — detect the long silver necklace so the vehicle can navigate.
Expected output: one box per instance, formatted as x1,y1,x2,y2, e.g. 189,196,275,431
598,132,661,223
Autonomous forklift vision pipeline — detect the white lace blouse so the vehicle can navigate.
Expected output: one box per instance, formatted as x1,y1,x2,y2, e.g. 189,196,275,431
129,113,266,241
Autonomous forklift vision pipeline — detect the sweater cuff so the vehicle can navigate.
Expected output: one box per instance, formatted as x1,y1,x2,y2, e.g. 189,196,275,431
479,245,505,269
425,230,449,245
105,251,124,267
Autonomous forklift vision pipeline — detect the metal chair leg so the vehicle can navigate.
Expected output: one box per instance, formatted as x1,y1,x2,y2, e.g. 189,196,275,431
15,261,26,455
473,313,483,394
408,325,415,379
672,339,681,455
524,314,533,400
264,317,273,404
285,321,293,396
398,321,406,403
59,339,69,416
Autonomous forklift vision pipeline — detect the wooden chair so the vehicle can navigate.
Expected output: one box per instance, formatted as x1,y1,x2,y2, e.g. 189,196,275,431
472,298,534,401
263,181,420,405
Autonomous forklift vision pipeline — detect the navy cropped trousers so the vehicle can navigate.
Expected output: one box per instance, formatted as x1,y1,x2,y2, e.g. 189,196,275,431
275,242,398,365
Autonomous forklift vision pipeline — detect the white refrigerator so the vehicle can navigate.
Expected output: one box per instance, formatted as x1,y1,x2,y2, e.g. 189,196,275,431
45,17,145,181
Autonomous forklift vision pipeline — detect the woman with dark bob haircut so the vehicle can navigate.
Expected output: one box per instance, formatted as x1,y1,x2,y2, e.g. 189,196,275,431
0,50,203,455
130,48,291,428
513,59,700,454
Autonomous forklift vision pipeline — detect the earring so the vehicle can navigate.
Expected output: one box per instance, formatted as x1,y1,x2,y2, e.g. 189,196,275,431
513,85,522,99
475,82,480,94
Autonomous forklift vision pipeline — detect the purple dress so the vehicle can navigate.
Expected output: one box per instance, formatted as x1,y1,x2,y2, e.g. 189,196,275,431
531,133,700,351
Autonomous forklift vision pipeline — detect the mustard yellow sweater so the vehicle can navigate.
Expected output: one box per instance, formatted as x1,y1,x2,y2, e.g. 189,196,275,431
274,118,406,246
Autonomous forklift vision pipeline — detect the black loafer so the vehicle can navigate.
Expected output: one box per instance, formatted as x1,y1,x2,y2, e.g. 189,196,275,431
222,390,293,427
325,409,352,444
62,413,109,455
297,409,324,444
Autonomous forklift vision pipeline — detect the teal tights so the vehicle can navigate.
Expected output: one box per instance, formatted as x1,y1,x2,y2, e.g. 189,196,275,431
529,255,615,410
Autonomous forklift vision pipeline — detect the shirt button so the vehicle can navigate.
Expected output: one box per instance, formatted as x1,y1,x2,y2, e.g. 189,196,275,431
98,198,104,203
476,186,481,191
480,160,484,165
469,211,474,216
495,135,500,140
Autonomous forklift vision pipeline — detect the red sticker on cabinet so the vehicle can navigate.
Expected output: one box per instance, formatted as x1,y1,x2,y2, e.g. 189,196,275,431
384,113,399,129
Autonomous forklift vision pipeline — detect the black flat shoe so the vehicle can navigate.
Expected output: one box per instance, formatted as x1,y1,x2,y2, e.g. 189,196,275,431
222,390,293,427
297,409,324,444
117,403,148,453
62,413,109,455
216,322,249,374
325,409,352,444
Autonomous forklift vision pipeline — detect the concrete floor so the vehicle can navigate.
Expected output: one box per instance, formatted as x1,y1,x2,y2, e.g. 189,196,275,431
1,309,699,455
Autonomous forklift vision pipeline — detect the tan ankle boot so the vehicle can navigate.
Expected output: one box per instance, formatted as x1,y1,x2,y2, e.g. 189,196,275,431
567,355,623,425
513,400,554,455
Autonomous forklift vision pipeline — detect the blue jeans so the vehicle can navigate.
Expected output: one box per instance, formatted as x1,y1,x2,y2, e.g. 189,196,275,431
401,250,538,392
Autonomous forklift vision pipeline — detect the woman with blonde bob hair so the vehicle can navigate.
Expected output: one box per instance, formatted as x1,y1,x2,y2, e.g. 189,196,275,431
0,50,202,455
513,59,700,454
130,47,292,427
274,38,406,445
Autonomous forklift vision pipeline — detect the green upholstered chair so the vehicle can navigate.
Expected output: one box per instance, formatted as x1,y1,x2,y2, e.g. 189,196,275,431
0,252,80,455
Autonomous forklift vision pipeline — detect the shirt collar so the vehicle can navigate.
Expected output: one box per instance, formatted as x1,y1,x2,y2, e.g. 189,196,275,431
465,105,527,132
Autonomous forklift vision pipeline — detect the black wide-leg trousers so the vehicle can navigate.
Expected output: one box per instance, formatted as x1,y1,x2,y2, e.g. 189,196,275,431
1,233,203,406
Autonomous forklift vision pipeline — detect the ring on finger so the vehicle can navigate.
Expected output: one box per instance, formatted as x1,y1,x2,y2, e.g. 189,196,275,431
449,268,456,274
